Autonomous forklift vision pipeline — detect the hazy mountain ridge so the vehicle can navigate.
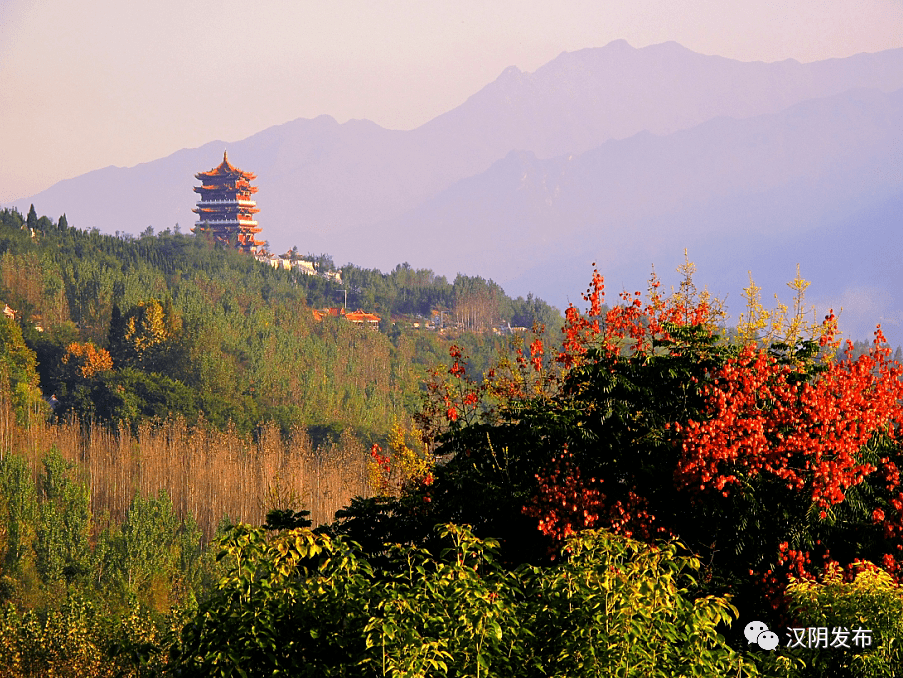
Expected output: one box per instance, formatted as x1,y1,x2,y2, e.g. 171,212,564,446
9,40,903,340
358,86,902,267
14,41,903,242
418,41,903,157
349,85,903,342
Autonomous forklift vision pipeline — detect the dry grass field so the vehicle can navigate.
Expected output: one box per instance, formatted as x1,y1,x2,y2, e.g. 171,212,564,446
0,396,370,542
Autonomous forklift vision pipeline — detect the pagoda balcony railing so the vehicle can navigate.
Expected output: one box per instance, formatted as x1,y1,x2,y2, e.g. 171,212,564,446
195,219,259,227
194,199,257,206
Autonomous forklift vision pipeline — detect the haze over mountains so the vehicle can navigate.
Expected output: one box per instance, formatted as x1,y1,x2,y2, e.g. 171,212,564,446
10,40,903,343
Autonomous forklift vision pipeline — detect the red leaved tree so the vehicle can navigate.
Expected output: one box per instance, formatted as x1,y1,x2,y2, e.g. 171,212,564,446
411,259,903,622
517,262,903,616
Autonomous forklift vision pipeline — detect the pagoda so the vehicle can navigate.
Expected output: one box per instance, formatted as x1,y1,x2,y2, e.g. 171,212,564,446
193,151,264,253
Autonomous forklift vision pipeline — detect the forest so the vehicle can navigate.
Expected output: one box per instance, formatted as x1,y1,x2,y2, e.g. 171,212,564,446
1,206,903,676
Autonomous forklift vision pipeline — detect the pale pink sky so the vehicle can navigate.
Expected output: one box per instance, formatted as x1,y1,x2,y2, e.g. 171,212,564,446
2,0,902,204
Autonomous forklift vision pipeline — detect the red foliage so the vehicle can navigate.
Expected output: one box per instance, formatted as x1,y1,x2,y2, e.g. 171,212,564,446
557,266,604,369
369,444,392,495
418,334,561,448
524,448,604,543
417,344,486,444
555,263,719,369
529,338,544,373
526,266,720,549
668,326,903,603
523,448,672,554
674,329,903,511
524,265,903,611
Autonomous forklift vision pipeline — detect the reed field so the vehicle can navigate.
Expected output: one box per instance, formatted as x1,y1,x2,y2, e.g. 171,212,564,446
0,394,370,542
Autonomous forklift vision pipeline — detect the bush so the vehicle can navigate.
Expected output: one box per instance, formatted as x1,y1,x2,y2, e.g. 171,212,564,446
170,523,756,677
756,563,903,677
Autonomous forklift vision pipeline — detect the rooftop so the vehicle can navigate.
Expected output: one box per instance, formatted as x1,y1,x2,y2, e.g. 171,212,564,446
195,151,257,182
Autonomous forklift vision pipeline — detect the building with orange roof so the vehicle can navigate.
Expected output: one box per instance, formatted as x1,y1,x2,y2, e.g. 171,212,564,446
344,309,381,329
312,307,381,330
193,152,265,253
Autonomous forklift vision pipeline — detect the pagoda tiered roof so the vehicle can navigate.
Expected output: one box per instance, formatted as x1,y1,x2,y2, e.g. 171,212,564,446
195,151,256,181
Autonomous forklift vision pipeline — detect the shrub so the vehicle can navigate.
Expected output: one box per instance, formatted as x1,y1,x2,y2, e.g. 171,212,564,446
758,563,903,677
169,523,756,677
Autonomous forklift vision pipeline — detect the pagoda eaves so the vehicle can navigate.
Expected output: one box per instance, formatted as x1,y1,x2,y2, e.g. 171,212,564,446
192,151,264,253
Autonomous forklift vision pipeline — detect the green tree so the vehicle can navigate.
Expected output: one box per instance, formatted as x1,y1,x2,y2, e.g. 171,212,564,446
107,300,180,371
0,317,46,426
758,564,903,677
25,206,36,233
34,451,91,586
0,208,25,230
173,524,373,676
0,455,38,589
100,490,191,605
386,263,903,636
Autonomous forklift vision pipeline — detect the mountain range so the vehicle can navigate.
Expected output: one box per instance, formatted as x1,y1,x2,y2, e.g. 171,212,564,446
10,40,903,343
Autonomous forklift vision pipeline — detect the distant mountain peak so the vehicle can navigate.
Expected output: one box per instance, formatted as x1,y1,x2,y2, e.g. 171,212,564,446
496,65,524,83
14,44,903,349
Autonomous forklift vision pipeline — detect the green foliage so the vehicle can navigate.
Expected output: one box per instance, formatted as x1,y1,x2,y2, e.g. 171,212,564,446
393,316,890,613
0,207,556,440
370,526,754,677
171,523,754,677
0,446,224,674
0,209,24,231
330,496,409,570
34,450,91,586
308,259,562,333
0,455,38,588
0,450,209,615
362,525,522,677
0,316,46,426
262,508,312,531
174,524,373,677
535,531,755,677
99,490,201,605
25,206,36,233
0,593,111,677
754,565,903,678
108,299,181,371
0,592,176,678
85,368,202,428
